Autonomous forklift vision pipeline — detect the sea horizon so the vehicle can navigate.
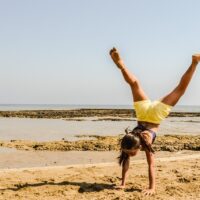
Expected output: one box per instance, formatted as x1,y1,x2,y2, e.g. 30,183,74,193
0,103,200,112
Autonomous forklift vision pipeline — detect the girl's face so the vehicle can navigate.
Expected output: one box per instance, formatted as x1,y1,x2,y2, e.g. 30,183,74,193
122,147,141,157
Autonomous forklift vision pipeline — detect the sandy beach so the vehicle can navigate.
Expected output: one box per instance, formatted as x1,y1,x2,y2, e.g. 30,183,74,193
0,151,199,200
0,110,199,199
0,134,199,199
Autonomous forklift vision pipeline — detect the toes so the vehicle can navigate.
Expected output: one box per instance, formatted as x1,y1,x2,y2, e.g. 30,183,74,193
109,49,113,55
109,47,117,55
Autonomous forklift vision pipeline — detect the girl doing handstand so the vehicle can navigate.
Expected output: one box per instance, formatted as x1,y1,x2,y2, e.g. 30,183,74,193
109,47,200,195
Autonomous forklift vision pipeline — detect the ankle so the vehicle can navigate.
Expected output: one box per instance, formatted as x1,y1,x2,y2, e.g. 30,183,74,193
117,61,125,70
192,60,198,66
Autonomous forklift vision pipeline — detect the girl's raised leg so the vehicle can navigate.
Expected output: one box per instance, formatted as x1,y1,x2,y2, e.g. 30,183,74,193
110,47,148,102
161,54,200,106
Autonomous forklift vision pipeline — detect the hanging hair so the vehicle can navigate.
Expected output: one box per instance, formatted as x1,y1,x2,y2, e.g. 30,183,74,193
118,133,141,166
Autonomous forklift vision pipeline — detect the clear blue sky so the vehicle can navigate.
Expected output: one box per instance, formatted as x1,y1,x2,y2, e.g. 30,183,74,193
0,0,200,105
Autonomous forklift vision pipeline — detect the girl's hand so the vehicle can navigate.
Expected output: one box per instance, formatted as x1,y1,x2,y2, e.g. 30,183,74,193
142,188,155,196
192,54,200,64
114,185,125,190
109,47,125,69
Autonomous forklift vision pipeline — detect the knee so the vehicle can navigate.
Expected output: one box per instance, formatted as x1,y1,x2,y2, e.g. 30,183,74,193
130,79,139,88
176,86,186,97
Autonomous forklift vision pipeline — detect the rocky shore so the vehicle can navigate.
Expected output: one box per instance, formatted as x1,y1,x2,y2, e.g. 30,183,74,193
0,109,200,119
0,134,199,152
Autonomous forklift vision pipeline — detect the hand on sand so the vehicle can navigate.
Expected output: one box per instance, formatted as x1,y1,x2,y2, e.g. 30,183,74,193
114,185,125,190
192,54,200,64
109,47,125,69
142,188,155,196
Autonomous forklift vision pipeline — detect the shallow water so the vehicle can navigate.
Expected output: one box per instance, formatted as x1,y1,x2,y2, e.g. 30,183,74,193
0,117,136,141
0,117,200,142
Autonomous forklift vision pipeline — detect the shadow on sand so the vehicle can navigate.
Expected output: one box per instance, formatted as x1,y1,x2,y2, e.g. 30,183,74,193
2,180,141,193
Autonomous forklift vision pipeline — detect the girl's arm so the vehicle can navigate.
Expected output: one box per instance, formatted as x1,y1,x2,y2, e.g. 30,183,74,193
121,157,130,187
143,150,155,195
115,157,130,189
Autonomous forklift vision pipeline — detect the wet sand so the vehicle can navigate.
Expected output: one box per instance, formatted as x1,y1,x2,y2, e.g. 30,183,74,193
0,152,199,200
0,147,197,169
0,149,119,169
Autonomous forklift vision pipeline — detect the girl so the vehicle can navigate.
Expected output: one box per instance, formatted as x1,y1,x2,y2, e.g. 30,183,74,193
109,47,200,195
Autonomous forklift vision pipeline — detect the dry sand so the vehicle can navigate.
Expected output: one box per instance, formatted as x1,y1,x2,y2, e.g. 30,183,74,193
0,152,199,200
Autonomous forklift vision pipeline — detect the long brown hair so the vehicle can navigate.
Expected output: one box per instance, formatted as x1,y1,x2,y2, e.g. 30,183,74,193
118,133,141,166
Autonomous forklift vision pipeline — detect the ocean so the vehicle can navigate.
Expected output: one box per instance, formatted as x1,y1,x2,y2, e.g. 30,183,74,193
0,104,200,112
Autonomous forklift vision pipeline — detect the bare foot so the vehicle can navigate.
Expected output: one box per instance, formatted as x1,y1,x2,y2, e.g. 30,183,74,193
192,54,200,64
109,47,125,69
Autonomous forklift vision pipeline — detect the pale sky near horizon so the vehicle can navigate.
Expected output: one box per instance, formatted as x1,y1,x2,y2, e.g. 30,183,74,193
0,0,200,105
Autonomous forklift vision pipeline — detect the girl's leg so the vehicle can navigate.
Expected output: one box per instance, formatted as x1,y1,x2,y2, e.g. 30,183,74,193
161,60,199,106
110,48,149,102
120,67,149,102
